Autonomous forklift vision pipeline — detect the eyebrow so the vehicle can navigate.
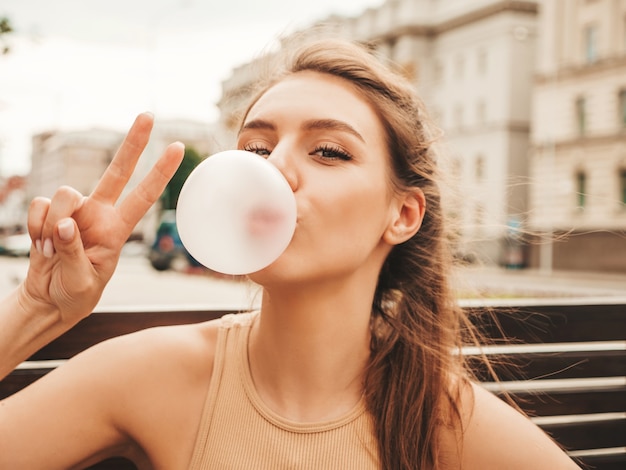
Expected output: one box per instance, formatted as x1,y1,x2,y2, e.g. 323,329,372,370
240,118,365,142
239,119,275,133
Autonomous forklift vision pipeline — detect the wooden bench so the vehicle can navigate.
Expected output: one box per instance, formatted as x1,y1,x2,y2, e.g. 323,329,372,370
2,299,625,469
464,298,626,470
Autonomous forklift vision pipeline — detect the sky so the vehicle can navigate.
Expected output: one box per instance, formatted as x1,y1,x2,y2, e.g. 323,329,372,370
0,0,385,176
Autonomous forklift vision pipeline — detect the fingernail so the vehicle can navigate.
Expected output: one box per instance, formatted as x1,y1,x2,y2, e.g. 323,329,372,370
58,219,75,241
35,239,42,254
43,238,55,258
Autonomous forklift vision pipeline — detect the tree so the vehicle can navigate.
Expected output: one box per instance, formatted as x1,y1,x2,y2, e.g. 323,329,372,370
161,146,204,211
0,17,13,55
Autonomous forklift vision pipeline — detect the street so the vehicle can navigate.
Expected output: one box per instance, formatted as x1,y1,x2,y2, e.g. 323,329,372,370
2,252,626,310
0,252,261,310
451,265,626,300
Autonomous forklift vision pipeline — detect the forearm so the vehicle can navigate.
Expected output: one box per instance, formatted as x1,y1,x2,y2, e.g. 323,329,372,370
0,284,65,380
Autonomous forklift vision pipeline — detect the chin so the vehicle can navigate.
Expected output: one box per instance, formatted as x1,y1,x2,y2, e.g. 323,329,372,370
248,255,317,290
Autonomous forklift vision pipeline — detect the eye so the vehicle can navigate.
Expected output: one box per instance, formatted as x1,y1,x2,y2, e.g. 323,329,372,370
310,145,353,161
242,143,272,157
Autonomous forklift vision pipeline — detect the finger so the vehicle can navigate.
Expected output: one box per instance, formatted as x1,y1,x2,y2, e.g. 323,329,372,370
42,186,85,257
90,112,154,205
51,218,103,308
52,218,93,279
118,141,185,228
27,197,50,255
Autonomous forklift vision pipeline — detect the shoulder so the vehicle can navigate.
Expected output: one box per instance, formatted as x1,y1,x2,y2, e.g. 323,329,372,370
439,380,580,469
87,311,256,388
75,317,222,379
0,317,225,467
28,317,225,420
76,317,225,463
91,318,225,408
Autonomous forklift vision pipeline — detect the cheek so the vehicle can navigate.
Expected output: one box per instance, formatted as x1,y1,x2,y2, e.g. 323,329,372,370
313,181,392,243
255,183,392,282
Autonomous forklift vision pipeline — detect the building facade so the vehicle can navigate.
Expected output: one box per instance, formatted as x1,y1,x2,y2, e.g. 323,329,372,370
528,0,626,272
29,128,123,201
216,0,540,266
28,119,218,241
0,175,27,233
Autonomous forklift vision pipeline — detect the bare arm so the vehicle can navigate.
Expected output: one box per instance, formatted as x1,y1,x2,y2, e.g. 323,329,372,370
458,382,581,469
0,321,218,468
0,113,184,379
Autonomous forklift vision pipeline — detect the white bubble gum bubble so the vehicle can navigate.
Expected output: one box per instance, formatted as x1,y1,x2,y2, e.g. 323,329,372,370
176,150,297,275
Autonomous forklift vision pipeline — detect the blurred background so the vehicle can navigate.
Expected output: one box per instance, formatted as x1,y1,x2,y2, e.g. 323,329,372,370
1,0,626,305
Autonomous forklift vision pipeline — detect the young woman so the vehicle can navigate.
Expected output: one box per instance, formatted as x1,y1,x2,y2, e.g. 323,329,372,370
0,39,579,469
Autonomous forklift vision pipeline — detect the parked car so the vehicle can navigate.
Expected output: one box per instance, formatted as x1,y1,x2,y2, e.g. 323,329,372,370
0,233,31,257
148,210,201,272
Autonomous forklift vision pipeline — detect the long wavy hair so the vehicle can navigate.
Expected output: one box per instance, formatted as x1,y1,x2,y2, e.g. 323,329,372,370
239,38,484,470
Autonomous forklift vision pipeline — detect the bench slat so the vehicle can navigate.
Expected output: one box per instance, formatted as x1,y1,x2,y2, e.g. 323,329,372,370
29,309,232,361
499,383,626,416
570,447,626,470
468,302,626,343
0,368,54,400
540,415,626,451
467,348,626,381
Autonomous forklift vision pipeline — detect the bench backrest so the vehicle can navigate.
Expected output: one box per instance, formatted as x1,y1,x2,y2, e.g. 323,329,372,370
3,299,625,470
461,298,626,470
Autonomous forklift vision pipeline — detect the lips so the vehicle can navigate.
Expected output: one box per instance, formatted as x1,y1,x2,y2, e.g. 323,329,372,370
246,207,285,237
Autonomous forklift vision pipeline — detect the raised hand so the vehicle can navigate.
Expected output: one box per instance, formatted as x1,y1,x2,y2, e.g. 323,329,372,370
22,113,184,326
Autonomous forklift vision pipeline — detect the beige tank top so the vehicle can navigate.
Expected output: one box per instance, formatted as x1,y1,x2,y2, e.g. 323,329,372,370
189,312,380,469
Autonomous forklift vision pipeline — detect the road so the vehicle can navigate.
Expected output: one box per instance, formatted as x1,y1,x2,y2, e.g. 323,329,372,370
450,265,626,300
0,253,261,310
2,253,626,309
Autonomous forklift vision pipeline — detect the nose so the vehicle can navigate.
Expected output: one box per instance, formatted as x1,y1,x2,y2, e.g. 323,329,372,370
266,144,298,192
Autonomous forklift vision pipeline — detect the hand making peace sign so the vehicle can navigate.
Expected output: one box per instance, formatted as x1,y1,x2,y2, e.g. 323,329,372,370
21,113,184,327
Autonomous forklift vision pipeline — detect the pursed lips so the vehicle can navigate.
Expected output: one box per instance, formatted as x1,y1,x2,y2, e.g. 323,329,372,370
246,206,286,237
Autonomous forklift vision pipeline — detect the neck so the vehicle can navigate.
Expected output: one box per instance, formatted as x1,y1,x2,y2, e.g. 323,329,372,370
248,274,377,422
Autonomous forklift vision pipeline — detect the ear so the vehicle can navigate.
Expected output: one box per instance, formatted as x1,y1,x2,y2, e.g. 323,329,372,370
383,188,426,245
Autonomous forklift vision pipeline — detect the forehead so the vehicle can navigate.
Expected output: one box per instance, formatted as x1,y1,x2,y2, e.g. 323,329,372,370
245,71,386,142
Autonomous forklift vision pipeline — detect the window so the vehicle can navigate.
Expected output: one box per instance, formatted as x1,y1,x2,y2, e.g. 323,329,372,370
475,156,485,181
477,48,487,75
455,54,464,79
474,204,485,230
619,89,626,128
433,60,444,83
451,158,462,180
476,100,486,125
619,168,626,206
584,24,598,63
575,96,587,135
576,171,587,208
454,104,464,129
